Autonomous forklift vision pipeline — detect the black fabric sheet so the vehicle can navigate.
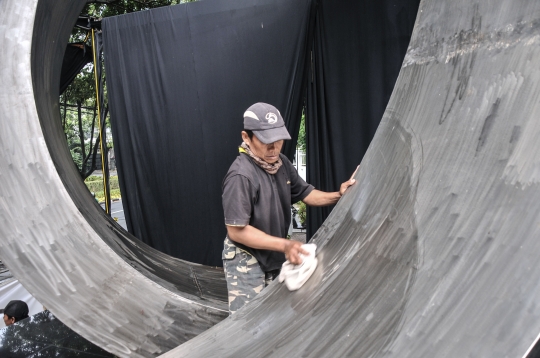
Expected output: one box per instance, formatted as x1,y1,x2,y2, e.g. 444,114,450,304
305,0,420,240
60,43,93,94
102,0,313,266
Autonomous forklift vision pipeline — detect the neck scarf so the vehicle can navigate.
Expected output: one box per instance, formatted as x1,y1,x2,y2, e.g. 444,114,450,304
239,142,283,175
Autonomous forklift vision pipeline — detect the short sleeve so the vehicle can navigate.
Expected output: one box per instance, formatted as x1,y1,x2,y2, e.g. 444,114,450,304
222,174,256,227
284,158,314,203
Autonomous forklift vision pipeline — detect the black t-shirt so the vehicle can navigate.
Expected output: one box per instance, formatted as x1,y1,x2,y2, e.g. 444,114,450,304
222,153,314,271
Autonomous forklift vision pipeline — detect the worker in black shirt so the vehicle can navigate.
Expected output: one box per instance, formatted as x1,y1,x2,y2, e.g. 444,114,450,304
222,102,357,314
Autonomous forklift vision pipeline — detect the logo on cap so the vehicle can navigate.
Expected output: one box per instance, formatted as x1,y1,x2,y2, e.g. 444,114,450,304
266,112,278,124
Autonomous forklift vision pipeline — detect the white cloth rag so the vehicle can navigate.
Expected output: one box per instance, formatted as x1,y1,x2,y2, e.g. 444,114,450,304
278,243,318,291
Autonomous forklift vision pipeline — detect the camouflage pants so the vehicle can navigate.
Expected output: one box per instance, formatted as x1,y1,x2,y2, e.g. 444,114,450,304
223,237,278,314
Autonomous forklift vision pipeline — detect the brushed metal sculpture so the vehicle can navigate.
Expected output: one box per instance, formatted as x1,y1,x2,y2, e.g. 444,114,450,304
0,1,227,357
165,0,540,356
1,0,540,357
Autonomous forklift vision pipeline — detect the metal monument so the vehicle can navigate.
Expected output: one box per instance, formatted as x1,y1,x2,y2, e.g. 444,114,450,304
1,0,540,357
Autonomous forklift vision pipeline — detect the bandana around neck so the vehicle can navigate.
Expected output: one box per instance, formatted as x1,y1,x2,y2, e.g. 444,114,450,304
239,142,283,175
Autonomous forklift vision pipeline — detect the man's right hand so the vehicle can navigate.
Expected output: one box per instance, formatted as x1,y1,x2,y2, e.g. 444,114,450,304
227,225,308,265
284,240,309,265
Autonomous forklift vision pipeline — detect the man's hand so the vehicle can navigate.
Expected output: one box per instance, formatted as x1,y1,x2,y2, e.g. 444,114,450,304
303,165,359,207
284,240,309,265
339,165,359,196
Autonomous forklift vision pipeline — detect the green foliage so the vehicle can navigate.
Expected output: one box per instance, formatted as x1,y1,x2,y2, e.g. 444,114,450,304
61,65,96,105
297,110,306,153
70,147,83,169
60,100,99,175
60,26,105,178
295,201,307,226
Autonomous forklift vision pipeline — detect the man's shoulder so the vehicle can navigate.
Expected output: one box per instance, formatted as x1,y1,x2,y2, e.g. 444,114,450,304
225,154,258,181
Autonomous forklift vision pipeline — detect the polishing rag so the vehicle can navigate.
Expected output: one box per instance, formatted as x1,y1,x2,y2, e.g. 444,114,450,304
278,244,318,291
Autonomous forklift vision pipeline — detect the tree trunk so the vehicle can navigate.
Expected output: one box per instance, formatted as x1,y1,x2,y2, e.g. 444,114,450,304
82,106,97,171
62,101,67,132
77,100,85,166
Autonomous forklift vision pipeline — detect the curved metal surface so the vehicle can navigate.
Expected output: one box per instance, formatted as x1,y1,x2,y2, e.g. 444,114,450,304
0,1,227,357
164,0,540,356
3,0,540,357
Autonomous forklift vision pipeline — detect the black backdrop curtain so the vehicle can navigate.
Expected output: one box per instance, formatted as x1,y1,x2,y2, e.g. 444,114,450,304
102,0,314,266
306,0,420,240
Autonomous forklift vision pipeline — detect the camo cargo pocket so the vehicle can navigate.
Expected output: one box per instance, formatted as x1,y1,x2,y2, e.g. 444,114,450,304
222,237,237,260
222,238,265,314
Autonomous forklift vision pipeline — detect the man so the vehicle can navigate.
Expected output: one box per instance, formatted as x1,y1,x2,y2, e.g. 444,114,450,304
2,300,29,326
222,102,357,314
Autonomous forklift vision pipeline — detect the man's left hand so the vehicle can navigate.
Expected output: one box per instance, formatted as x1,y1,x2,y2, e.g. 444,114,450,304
339,165,359,196
303,165,359,207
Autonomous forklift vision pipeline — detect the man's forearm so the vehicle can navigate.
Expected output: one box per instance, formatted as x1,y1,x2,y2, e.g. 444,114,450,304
302,189,341,207
226,225,308,265
226,225,287,252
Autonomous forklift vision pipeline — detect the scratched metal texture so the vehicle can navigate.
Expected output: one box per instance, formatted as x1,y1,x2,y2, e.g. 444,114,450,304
0,1,228,357
2,0,540,357
163,0,540,356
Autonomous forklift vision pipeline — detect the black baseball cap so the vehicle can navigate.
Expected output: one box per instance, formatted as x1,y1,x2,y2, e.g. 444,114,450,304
1,300,29,319
243,102,291,144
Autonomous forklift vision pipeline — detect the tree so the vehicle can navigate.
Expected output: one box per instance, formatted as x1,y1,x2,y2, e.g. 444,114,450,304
0,311,113,357
297,110,307,153
60,63,101,178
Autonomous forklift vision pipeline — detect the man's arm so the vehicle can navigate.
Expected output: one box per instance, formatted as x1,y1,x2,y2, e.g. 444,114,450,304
302,189,342,206
226,225,307,265
302,165,359,207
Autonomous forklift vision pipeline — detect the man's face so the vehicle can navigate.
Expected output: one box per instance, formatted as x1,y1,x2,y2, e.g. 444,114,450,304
3,314,14,326
242,132,283,164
